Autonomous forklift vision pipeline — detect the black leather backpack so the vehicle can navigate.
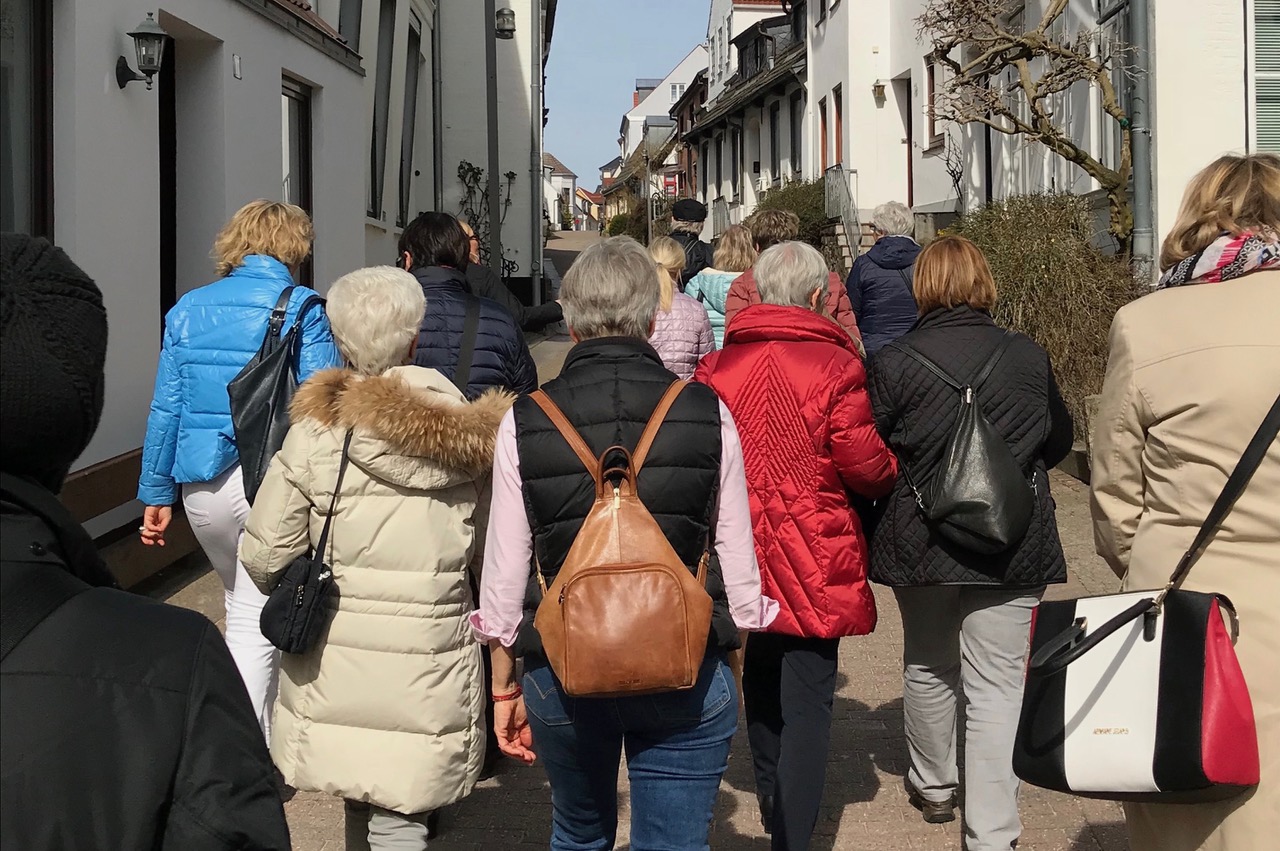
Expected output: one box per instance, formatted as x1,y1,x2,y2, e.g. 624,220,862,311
889,331,1034,555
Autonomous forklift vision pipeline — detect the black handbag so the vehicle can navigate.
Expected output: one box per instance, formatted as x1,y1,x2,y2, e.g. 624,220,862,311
228,286,325,504
260,431,352,654
1013,391,1278,802
888,331,1034,554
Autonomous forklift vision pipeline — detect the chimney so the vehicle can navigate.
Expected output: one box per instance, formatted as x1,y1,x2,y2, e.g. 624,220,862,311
633,90,640,107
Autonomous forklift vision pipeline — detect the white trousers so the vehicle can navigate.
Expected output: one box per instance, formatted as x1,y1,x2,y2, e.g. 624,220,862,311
345,801,432,851
182,464,279,741
894,585,1044,851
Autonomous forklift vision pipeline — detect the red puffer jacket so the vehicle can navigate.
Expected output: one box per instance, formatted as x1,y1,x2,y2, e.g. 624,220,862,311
695,305,898,638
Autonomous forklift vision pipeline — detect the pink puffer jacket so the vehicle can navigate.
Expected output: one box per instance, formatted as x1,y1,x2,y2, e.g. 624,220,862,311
649,292,716,379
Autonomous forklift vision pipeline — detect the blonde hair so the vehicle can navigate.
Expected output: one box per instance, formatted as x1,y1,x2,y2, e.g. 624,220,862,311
714,225,757,274
213,200,314,277
648,236,685,311
1161,154,1280,271
327,267,426,376
561,237,660,340
912,235,998,314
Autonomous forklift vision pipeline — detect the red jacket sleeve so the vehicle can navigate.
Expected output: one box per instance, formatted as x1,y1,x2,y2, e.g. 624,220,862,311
724,272,752,329
826,274,862,343
693,351,720,385
828,355,898,499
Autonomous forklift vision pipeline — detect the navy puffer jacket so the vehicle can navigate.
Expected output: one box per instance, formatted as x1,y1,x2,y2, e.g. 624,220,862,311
847,236,922,356
411,266,538,398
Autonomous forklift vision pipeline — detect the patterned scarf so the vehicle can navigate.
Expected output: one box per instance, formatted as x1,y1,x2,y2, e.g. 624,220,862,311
1158,231,1280,288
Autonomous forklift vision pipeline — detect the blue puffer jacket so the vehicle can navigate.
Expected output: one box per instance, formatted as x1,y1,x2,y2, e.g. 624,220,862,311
411,266,538,398
137,256,341,506
847,236,922,356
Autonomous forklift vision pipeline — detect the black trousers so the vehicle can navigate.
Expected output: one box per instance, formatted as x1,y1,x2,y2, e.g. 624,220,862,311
743,632,840,851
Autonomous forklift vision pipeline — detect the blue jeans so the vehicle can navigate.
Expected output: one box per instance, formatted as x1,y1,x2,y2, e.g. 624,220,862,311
523,654,738,851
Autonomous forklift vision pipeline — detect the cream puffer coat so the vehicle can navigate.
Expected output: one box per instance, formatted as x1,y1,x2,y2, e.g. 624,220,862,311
1090,270,1280,851
241,366,512,815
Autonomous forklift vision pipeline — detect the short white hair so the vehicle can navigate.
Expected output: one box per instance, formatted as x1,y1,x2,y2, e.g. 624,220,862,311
872,201,914,237
755,241,829,308
326,266,425,376
560,236,659,340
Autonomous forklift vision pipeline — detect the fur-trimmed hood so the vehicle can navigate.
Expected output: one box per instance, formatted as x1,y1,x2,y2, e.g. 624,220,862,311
290,366,513,490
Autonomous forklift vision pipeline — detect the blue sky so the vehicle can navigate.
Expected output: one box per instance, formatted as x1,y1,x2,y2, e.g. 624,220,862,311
545,0,708,188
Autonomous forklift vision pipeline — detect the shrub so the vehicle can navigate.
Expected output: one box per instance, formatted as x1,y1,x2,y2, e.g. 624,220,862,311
752,180,827,247
606,214,630,236
951,193,1140,426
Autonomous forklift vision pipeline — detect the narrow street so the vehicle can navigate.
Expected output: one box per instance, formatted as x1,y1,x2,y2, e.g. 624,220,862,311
158,223,1129,849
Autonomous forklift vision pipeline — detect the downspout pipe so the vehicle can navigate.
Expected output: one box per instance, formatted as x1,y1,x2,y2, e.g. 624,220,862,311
531,1,544,304
1128,0,1155,274
484,0,503,276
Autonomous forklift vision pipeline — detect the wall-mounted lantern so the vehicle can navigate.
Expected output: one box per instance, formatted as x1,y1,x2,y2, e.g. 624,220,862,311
871,80,886,100
495,7,517,40
116,13,169,90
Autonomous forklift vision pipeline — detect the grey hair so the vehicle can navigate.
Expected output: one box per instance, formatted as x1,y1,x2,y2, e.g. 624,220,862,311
560,236,660,340
326,266,426,376
755,241,829,309
871,201,914,237
669,219,704,236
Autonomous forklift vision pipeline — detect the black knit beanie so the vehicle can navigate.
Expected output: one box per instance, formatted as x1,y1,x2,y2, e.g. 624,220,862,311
0,234,108,492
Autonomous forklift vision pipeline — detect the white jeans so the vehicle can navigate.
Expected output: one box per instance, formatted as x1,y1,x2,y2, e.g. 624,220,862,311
894,586,1044,851
182,464,279,741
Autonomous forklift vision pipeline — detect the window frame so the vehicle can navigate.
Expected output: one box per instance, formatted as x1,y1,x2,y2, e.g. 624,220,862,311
0,0,54,237
397,12,424,227
789,90,804,175
925,60,945,151
367,0,397,220
282,75,314,285
819,97,829,172
832,85,844,165
769,101,782,182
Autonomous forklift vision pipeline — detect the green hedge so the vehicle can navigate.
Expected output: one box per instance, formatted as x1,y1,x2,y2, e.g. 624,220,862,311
752,180,827,247
951,193,1139,425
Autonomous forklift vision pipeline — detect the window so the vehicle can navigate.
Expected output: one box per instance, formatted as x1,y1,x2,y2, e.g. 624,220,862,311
819,97,829,172
926,60,944,149
1256,0,1280,151
339,0,363,49
282,77,313,284
731,128,741,198
792,2,808,42
789,91,804,174
398,15,423,227
817,0,827,24
670,82,685,103
0,0,52,236
769,101,782,178
1098,11,1131,168
833,86,844,165
715,135,723,196
368,0,397,219
701,142,709,198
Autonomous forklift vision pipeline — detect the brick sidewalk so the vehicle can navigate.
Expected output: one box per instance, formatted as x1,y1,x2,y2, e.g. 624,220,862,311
162,472,1130,850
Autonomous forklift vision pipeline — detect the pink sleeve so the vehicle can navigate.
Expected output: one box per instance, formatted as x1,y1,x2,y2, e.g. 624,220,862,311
712,401,779,631
469,410,532,647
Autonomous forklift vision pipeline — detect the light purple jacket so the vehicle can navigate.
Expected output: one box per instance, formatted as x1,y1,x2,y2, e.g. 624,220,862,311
649,291,716,379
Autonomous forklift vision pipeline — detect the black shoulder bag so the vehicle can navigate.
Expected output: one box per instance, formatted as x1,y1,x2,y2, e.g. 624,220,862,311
260,431,352,654
889,331,1033,554
228,287,326,505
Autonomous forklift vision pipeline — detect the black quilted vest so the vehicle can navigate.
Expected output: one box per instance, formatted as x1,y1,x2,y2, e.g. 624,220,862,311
510,337,736,658
866,307,1069,588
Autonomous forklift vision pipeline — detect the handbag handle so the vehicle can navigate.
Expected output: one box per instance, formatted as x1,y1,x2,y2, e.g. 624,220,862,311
313,431,354,567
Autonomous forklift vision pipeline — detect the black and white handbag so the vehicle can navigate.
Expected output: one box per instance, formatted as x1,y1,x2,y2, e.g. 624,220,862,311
1013,391,1279,803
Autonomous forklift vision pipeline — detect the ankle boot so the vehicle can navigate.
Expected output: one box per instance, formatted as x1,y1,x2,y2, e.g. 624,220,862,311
757,793,775,835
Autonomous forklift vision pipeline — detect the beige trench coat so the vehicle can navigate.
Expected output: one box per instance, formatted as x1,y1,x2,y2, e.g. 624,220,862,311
241,366,512,815
1090,270,1280,850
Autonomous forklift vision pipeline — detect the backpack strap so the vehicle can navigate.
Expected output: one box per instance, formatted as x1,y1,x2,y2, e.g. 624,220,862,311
631,381,687,474
890,330,1016,394
528,391,599,475
267,285,297,339
452,298,482,394
0,564,88,663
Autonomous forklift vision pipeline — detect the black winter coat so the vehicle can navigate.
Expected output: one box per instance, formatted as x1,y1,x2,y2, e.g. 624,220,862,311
509,337,737,659
411,266,538,398
670,231,713,290
0,477,288,851
847,236,922,356
866,307,1073,588
464,263,564,332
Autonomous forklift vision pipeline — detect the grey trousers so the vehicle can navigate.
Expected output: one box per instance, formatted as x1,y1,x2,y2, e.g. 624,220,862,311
893,586,1044,851
344,801,432,851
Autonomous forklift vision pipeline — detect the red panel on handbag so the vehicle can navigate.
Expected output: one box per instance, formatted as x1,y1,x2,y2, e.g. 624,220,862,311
1201,604,1260,786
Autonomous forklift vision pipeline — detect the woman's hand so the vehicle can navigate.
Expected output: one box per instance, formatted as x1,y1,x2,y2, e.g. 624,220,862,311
493,695,536,765
140,505,172,546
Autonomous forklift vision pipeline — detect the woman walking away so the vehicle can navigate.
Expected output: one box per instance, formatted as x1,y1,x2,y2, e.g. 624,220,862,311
648,235,716,378
685,224,757,348
137,200,341,739
241,266,511,850
472,236,778,851
696,241,898,849
846,201,921,356
1091,153,1280,851
867,236,1073,851
724,209,861,347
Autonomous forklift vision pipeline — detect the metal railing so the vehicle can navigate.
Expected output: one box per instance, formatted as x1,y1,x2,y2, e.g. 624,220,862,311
712,197,730,238
824,164,860,246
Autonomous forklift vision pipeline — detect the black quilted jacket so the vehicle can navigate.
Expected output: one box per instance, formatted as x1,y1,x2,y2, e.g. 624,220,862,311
866,307,1073,587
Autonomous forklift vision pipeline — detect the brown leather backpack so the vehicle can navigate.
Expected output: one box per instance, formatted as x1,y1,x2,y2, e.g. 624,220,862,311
529,380,714,698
